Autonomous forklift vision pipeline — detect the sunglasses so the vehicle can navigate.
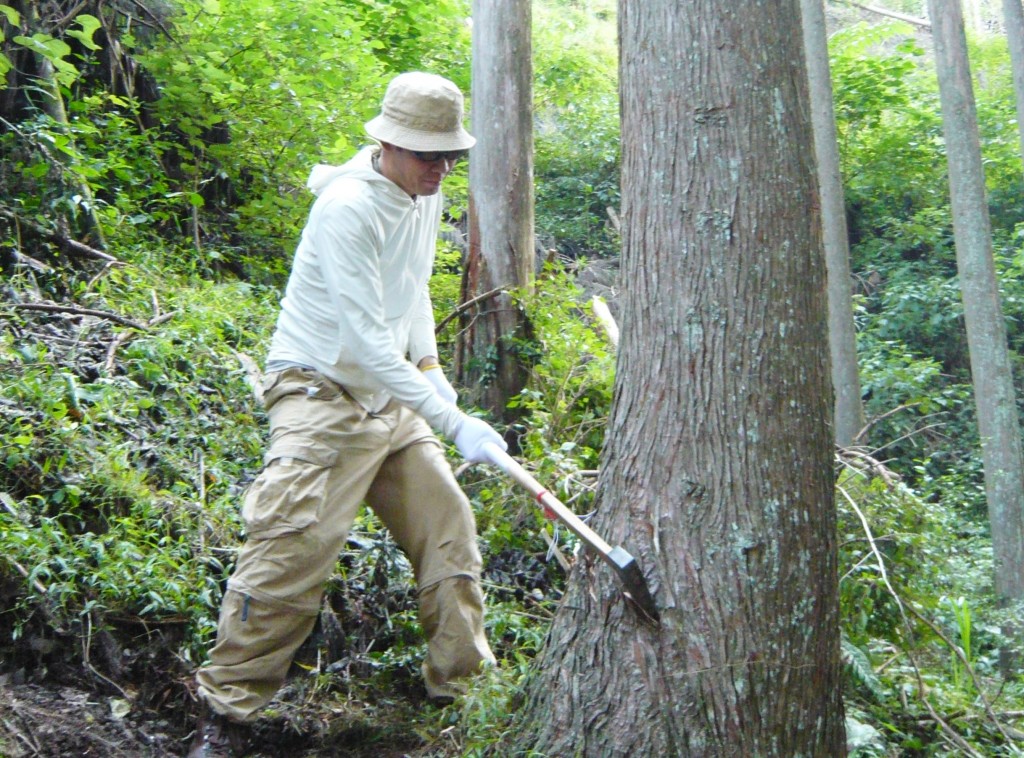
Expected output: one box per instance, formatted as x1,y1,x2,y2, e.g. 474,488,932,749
404,148,467,164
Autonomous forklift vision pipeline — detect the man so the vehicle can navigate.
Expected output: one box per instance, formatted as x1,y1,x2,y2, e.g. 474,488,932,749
188,72,507,758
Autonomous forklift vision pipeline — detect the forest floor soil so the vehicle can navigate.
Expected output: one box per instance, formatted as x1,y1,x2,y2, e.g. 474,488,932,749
0,668,447,756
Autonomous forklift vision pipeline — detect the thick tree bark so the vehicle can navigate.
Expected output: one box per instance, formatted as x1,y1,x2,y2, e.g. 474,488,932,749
1004,0,1024,176
460,0,533,421
928,0,1024,670
514,1,844,754
801,0,864,447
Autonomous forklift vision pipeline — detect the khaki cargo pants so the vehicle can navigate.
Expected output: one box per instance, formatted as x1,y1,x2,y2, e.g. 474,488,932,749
197,368,494,722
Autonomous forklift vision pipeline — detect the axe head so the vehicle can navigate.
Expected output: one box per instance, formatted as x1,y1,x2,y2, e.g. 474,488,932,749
607,546,660,624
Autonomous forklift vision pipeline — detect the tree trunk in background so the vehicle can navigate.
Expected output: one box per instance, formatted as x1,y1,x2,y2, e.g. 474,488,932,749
14,0,106,249
513,0,844,754
1004,0,1024,177
963,0,984,35
928,0,1024,671
460,0,533,422
801,0,864,447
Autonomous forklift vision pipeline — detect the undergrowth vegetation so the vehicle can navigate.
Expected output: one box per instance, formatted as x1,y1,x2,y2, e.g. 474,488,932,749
2,1,1024,756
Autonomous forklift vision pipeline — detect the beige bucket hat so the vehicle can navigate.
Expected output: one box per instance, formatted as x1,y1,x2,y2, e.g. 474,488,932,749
365,72,476,152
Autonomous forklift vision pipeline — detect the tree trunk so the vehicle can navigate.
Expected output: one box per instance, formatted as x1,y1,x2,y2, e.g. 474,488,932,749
1004,0,1024,176
801,0,864,448
964,0,985,35
514,1,845,754
460,0,534,421
928,0,1024,671
13,0,107,249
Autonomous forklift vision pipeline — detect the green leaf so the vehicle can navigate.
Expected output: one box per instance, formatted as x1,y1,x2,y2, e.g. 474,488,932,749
66,14,102,52
14,33,72,62
0,4,19,25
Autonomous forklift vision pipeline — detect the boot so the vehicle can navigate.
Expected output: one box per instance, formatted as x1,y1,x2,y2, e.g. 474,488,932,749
187,707,249,758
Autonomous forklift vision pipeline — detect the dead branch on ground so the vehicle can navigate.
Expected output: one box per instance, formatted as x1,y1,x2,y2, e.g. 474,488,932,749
840,482,1012,753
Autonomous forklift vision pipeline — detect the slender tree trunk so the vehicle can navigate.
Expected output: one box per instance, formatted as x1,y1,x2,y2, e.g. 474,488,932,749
460,0,534,421
801,0,864,447
964,0,984,35
1004,0,1024,176
928,0,1024,670
14,0,107,249
514,0,844,754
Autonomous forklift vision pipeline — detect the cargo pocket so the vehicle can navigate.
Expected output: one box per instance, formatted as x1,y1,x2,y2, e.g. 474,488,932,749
262,368,319,412
241,439,338,540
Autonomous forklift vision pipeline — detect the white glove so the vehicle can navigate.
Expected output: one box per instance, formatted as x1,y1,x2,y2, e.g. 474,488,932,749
422,366,458,404
454,415,507,463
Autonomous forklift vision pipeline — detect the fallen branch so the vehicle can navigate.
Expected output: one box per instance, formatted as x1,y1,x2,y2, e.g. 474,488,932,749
540,527,572,572
840,485,1000,756
0,206,118,263
838,447,902,486
853,402,921,444
434,286,505,333
868,422,946,459
232,349,265,402
840,0,932,29
84,260,121,295
590,296,619,347
11,302,146,330
104,311,177,375
82,611,132,702
902,602,1013,744
1,493,50,596
2,708,43,756
4,556,48,596
606,206,621,234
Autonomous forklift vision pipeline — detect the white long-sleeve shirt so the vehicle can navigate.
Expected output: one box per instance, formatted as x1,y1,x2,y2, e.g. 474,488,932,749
266,147,462,438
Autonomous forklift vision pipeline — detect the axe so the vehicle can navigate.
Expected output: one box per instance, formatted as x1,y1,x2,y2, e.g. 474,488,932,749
482,442,660,623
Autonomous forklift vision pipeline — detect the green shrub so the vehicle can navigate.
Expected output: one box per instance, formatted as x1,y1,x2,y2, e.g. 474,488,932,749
138,0,471,256
533,0,620,258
